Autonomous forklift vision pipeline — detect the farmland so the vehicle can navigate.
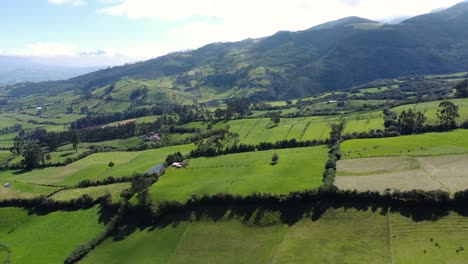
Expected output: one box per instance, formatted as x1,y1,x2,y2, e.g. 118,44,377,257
82,208,468,264
0,144,194,187
150,146,329,202
0,69,466,263
50,182,130,202
342,129,468,159
0,206,106,264
338,130,468,192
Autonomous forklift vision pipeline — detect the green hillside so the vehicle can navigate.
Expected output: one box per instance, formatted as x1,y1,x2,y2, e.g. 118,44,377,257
4,2,468,104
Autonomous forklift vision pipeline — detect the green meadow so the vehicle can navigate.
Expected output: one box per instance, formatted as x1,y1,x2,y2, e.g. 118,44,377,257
150,146,328,202
82,208,468,264
50,183,130,202
342,129,468,159
0,144,194,187
0,206,106,264
392,98,468,124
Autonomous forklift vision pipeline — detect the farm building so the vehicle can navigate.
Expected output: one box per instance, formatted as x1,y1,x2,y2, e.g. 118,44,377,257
171,162,185,168
147,164,164,175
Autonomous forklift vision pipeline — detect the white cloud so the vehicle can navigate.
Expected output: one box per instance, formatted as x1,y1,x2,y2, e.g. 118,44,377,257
100,0,464,46
48,0,87,6
18,42,78,56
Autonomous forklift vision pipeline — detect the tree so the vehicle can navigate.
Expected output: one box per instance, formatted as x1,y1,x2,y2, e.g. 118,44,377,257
437,101,460,129
226,97,250,118
271,153,279,165
22,143,44,169
165,152,184,165
454,79,468,98
71,130,80,153
108,161,115,168
12,135,24,155
398,110,415,135
383,108,398,132
269,111,281,126
214,108,226,120
329,121,346,146
414,111,427,133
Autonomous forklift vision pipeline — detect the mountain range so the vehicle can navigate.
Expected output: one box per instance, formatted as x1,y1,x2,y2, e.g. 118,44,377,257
8,2,468,101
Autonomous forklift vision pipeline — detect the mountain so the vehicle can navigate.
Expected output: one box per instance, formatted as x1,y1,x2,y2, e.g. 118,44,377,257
8,2,468,101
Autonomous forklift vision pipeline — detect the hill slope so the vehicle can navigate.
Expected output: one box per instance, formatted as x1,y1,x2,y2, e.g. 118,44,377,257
8,2,468,101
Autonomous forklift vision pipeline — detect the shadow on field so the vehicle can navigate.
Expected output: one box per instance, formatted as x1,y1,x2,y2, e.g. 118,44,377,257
110,200,468,241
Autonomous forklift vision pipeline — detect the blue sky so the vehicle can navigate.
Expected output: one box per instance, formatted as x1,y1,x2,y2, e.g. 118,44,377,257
1,0,465,60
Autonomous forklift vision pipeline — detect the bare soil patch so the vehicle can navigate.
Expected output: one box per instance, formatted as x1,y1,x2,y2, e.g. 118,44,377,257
336,154,468,192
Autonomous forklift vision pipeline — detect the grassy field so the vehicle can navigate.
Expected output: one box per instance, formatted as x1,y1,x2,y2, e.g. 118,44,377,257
336,154,468,192
149,146,328,202
208,114,383,145
392,98,468,124
82,208,468,264
342,129,468,159
50,182,130,202
0,180,58,199
0,144,194,187
0,206,106,264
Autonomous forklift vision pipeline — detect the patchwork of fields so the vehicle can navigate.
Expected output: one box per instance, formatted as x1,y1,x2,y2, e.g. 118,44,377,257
0,144,194,187
338,130,468,192
82,208,468,264
336,154,468,192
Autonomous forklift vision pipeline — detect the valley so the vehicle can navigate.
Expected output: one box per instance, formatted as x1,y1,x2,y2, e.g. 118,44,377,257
1,2,468,263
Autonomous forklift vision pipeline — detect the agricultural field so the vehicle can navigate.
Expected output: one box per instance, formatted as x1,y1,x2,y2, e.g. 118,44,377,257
208,113,383,145
50,182,130,202
392,98,468,124
0,144,194,187
0,180,58,199
150,146,329,202
342,129,468,159
338,129,468,192
335,154,468,192
0,206,107,264
82,208,468,264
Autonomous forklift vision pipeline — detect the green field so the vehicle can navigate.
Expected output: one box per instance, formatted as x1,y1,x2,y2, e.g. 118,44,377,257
50,182,130,202
0,144,194,187
342,129,468,159
208,114,383,144
0,180,58,199
150,146,328,202
392,98,468,124
0,206,106,264
82,208,468,264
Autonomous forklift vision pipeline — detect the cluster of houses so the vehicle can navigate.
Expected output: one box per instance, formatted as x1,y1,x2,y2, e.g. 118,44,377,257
141,132,161,141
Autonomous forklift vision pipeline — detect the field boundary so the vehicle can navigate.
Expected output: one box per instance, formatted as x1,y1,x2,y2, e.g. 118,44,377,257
167,222,193,264
387,214,393,264
415,158,450,192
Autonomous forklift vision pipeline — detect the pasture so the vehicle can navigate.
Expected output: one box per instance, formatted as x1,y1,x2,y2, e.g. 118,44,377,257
150,146,329,202
392,98,468,124
0,144,194,187
0,180,58,199
336,154,468,192
209,113,383,145
50,182,130,202
82,208,468,264
342,129,468,159
0,206,106,264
